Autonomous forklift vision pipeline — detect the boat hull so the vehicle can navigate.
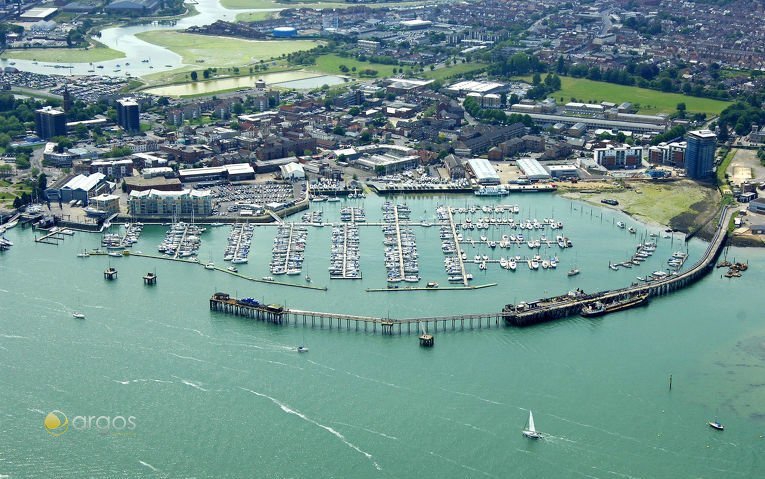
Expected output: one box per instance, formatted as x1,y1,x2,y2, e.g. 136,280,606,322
581,294,649,318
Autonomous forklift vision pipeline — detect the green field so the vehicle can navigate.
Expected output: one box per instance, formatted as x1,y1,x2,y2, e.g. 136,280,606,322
423,62,485,81
536,76,731,116
5,44,125,63
235,11,277,22
221,0,430,9
312,54,399,78
135,31,320,68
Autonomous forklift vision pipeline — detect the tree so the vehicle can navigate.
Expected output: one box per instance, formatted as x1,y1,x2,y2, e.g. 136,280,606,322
374,165,386,176
332,125,345,135
532,73,542,85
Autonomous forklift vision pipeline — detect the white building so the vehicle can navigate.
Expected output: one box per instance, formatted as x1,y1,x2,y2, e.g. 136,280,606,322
466,158,500,185
280,162,305,181
516,157,551,181
128,189,212,216
593,144,644,169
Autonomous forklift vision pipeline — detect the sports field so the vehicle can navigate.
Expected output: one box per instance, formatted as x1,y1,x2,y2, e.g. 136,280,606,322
545,77,731,116
135,31,319,67
423,62,485,80
235,11,276,22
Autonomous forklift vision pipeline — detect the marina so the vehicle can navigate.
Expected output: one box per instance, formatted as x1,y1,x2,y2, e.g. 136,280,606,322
157,222,205,259
381,202,419,284
329,224,361,279
269,224,307,276
223,223,254,264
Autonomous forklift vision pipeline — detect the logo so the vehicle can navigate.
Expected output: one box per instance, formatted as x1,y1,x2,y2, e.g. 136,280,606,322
44,410,69,436
44,410,136,437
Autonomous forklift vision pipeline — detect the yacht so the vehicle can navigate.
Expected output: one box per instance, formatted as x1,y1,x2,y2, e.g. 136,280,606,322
205,262,215,270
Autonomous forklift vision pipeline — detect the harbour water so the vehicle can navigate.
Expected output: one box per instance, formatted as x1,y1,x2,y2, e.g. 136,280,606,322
1,194,763,477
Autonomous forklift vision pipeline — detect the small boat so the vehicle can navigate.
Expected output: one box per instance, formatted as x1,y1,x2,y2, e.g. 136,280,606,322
616,221,626,229
522,411,543,439
76,250,90,258
426,281,439,288
305,275,312,283
297,346,309,353
262,276,274,281
227,266,238,273
72,312,85,319
204,262,215,270
708,420,724,431
567,268,580,277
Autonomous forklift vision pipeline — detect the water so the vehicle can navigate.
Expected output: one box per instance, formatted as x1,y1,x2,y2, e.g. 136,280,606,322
1,194,763,477
144,72,347,97
3,0,275,77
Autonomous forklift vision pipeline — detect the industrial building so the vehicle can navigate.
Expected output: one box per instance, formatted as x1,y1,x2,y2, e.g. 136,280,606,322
466,158,500,185
280,162,305,181
519,113,665,134
354,145,419,175
128,189,212,217
20,7,58,21
116,98,140,133
45,173,108,206
593,144,644,169
34,106,66,140
178,164,255,183
685,129,716,179
516,157,551,181
446,80,507,95
546,164,579,179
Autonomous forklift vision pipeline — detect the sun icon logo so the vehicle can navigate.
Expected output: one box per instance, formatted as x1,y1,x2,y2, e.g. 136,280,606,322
44,410,69,436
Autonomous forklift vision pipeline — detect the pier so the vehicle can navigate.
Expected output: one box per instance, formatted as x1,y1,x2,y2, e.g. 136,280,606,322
446,206,469,286
210,293,502,334
503,206,734,326
34,226,74,245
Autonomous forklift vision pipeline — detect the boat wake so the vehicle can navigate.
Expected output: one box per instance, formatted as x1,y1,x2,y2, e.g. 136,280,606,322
438,387,509,407
437,415,497,436
138,460,159,472
332,421,399,441
172,376,209,392
240,387,382,470
308,359,405,390
167,352,207,363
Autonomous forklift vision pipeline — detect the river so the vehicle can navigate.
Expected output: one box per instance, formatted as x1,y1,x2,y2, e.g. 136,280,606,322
3,0,277,78
1,194,763,477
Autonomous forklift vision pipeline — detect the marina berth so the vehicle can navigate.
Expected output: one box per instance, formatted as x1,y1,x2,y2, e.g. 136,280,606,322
269,224,307,276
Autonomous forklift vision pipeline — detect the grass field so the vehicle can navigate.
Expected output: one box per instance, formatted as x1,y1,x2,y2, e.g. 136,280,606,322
235,11,276,22
423,62,485,81
562,180,719,228
221,0,429,9
135,31,319,68
525,76,731,116
4,44,125,63
311,54,398,78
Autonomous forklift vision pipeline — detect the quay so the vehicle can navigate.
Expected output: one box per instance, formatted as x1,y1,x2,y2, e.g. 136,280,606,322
503,206,734,326
367,182,473,195
506,184,558,193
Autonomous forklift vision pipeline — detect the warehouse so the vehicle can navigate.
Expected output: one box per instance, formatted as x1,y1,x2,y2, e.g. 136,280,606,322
516,157,551,181
466,158,500,185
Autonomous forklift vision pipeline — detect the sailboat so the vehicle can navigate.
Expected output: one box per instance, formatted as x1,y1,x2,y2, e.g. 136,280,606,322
297,332,308,352
522,411,543,439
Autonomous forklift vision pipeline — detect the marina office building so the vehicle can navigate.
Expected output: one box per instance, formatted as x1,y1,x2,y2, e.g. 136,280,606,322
45,173,109,206
128,189,212,216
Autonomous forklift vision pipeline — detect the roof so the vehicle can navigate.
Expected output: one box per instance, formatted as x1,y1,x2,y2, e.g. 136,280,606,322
130,188,210,198
280,162,305,176
62,173,105,192
225,163,254,175
516,157,550,178
688,129,716,139
466,158,500,180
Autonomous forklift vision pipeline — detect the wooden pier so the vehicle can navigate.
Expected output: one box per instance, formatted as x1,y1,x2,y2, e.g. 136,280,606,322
209,293,502,334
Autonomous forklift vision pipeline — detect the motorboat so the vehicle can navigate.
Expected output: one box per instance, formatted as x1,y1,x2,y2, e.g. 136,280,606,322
227,266,238,273
72,312,85,319
708,420,724,431
205,262,215,270
567,268,580,277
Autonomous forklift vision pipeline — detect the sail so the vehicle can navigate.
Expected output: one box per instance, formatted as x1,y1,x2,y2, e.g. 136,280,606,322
528,411,536,432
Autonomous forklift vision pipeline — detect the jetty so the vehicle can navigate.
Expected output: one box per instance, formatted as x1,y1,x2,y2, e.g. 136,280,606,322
446,206,469,286
210,293,502,334
365,283,497,292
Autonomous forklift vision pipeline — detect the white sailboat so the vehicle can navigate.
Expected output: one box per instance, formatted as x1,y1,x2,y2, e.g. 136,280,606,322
522,411,543,439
